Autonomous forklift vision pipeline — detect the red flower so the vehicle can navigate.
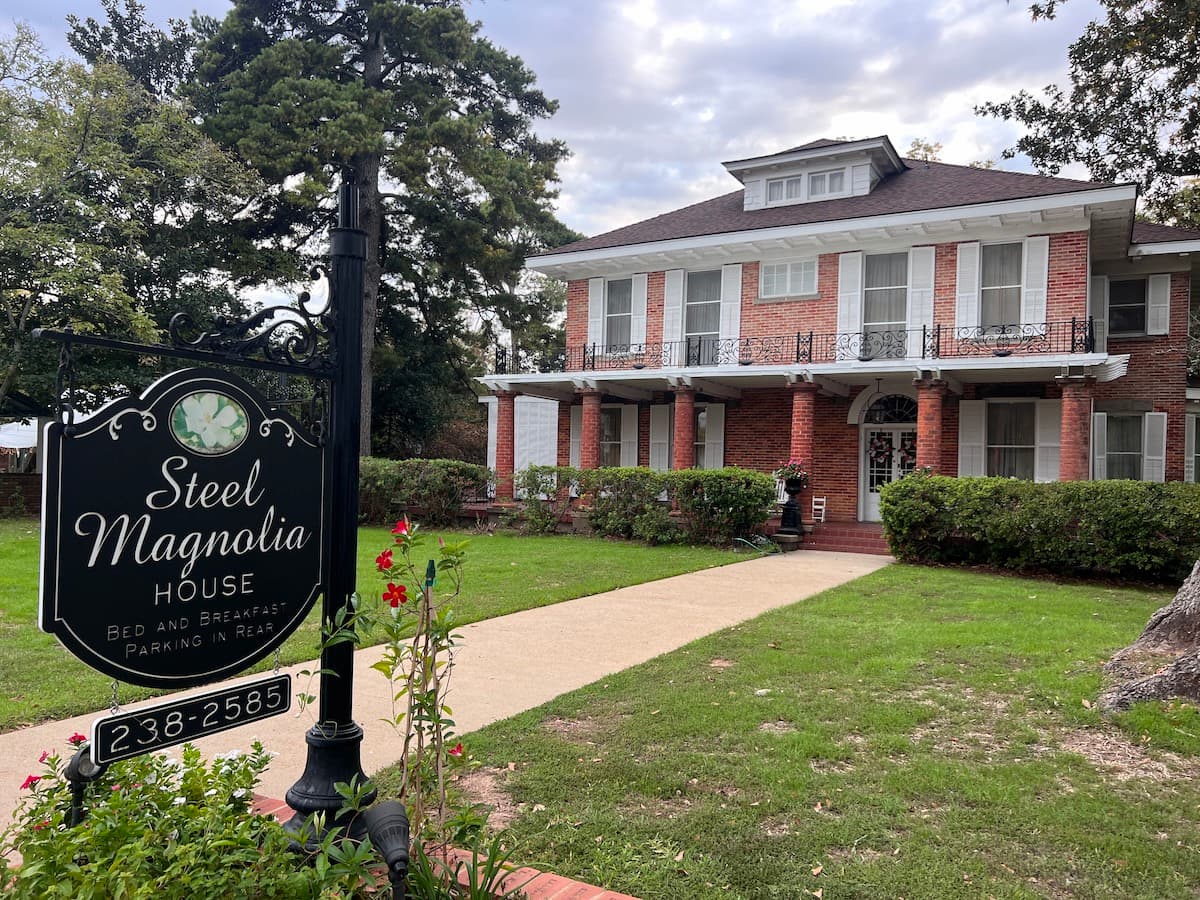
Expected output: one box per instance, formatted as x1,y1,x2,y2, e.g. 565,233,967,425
448,742,463,758
37,750,49,764
375,549,394,571
67,732,86,746
383,582,408,607
391,517,410,538
20,775,41,790
33,819,49,831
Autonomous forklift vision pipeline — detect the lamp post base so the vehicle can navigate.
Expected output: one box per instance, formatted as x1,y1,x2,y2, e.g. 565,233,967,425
284,721,376,845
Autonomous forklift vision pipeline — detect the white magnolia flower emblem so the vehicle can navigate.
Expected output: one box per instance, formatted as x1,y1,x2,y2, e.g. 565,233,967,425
172,391,248,455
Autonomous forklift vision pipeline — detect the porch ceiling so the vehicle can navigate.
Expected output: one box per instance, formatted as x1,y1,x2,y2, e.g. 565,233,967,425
479,353,1130,400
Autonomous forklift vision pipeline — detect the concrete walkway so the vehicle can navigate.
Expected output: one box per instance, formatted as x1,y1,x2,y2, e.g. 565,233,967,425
0,549,889,845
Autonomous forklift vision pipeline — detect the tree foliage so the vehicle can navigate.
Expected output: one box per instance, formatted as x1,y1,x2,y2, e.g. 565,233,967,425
0,24,259,413
177,0,572,454
978,1,1200,224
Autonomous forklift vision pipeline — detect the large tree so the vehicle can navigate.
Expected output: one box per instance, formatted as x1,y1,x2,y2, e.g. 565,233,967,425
175,0,571,454
0,25,259,414
978,1,1200,225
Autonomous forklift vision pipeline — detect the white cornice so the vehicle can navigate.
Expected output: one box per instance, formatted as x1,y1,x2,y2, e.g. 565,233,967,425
529,185,1138,279
1128,239,1200,257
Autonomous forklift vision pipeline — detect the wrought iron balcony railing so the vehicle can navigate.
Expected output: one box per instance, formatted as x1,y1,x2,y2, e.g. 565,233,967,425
493,317,1096,374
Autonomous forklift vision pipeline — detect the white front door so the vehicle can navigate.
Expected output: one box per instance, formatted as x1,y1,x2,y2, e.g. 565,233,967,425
861,426,917,521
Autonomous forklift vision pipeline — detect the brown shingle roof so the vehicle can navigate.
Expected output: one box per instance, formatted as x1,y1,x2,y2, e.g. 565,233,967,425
1131,220,1200,244
538,160,1118,258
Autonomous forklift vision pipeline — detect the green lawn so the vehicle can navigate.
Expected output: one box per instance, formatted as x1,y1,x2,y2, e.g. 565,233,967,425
0,519,739,732
401,565,1200,899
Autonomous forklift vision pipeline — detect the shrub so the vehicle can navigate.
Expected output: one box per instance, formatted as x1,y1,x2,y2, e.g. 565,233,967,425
880,471,1200,582
1,740,376,899
667,468,778,546
509,465,577,534
359,458,492,526
579,467,676,544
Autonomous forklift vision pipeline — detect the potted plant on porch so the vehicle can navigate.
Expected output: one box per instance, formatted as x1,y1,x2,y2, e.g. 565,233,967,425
772,459,809,539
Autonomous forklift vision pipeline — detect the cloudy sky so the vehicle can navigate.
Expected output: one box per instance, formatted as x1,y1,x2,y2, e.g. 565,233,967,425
14,0,1103,238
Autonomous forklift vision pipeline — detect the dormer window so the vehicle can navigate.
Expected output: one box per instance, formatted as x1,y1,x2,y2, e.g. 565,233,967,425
809,168,846,197
766,176,803,203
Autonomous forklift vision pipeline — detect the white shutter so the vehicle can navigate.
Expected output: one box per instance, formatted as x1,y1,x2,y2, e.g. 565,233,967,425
663,269,685,366
906,246,935,359
630,273,648,345
958,399,986,477
587,278,604,348
1021,235,1049,327
514,398,558,473
719,264,743,342
1034,399,1061,483
649,404,671,471
743,178,764,211
1143,411,1167,482
1147,274,1171,336
620,404,638,466
836,252,863,360
484,397,497,472
1186,414,1197,483
704,403,724,469
1088,275,1108,353
568,404,582,468
1091,412,1107,480
955,242,980,330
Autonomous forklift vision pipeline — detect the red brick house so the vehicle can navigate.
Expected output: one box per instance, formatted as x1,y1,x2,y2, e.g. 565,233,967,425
479,136,1200,524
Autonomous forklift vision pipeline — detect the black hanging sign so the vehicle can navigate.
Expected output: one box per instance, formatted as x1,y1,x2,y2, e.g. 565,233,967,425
39,368,325,689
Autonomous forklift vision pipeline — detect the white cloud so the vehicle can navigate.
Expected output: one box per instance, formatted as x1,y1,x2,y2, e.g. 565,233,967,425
24,0,1107,241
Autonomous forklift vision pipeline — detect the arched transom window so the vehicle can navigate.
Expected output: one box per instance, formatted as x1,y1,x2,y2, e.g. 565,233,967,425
863,394,918,424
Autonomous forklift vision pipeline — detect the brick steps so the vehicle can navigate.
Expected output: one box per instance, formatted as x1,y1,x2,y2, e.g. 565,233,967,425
803,523,891,556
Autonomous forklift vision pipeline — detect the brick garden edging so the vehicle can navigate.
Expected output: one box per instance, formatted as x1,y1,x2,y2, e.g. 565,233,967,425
253,794,639,900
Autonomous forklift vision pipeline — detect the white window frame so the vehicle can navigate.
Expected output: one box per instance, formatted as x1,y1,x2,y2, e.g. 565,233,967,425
765,176,803,204
1107,276,1148,337
984,400,1037,480
862,251,909,335
760,258,818,298
598,406,623,468
604,277,633,348
1104,413,1144,480
809,167,847,198
979,241,1024,331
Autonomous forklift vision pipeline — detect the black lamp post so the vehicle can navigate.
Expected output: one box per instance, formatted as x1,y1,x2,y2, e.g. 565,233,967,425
285,180,376,839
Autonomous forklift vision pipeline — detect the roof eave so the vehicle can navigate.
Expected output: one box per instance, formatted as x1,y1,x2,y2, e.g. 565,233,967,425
527,183,1139,276
1129,239,1200,257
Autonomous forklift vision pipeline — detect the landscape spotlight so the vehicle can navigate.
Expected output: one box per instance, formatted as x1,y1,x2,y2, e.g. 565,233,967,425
363,800,410,900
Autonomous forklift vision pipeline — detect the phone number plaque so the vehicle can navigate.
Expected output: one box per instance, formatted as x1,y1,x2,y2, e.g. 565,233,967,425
91,674,291,765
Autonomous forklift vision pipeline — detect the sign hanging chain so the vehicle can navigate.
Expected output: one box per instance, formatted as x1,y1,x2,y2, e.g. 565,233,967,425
272,648,282,675
109,679,122,715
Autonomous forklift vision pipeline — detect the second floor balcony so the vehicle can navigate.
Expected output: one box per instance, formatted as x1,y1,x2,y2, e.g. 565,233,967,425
495,318,1098,375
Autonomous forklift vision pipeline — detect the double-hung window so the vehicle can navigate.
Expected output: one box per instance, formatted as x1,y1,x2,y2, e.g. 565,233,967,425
809,168,845,198
1108,278,1148,335
862,253,908,358
986,402,1036,480
684,270,722,365
980,243,1023,331
1105,414,1143,480
760,259,817,298
605,278,633,348
599,408,622,468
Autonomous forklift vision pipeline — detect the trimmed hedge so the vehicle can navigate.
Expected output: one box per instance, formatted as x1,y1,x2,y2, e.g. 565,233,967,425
503,465,778,547
580,467,675,544
879,471,1200,582
359,457,492,526
668,467,779,545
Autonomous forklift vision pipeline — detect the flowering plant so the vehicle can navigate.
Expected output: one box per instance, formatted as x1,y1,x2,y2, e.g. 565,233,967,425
314,515,472,842
772,458,810,485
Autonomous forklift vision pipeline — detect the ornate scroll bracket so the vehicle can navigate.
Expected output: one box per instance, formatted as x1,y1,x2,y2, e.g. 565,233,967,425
169,268,334,374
